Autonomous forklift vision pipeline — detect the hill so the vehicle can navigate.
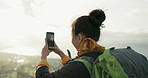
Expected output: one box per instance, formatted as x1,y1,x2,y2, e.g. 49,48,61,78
0,52,62,78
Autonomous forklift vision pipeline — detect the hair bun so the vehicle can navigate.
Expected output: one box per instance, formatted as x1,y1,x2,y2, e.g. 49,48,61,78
89,9,106,28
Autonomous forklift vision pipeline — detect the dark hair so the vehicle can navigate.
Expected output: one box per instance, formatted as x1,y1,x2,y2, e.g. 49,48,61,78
72,9,106,41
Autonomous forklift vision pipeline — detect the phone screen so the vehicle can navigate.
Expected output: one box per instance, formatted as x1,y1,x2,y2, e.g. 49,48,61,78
46,32,54,50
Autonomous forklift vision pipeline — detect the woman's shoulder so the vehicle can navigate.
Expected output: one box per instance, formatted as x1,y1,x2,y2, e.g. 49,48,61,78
60,59,90,78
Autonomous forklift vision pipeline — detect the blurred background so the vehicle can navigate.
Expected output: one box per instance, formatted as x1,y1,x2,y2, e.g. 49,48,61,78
0,0,148,78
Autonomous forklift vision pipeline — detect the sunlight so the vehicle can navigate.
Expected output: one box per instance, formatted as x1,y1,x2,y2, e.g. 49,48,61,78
1,45,38,55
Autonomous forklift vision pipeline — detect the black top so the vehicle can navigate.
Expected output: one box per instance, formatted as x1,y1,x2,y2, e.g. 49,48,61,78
36,52,102,78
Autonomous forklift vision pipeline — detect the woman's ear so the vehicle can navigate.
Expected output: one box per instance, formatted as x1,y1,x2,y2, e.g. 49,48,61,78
78,33,85,43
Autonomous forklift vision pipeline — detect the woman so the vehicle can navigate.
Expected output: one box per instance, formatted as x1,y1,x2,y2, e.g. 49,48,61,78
36,9,106,78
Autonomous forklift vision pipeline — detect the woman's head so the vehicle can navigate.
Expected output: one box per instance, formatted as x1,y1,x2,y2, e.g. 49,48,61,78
72,9,106,49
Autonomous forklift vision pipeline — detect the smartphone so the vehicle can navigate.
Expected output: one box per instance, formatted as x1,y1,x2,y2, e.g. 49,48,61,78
46,32,54,50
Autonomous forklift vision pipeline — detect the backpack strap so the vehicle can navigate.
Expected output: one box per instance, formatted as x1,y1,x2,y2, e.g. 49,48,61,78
74,56,94,75
80,56,95,63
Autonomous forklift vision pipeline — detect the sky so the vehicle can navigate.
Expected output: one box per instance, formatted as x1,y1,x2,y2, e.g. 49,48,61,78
0,0,148,58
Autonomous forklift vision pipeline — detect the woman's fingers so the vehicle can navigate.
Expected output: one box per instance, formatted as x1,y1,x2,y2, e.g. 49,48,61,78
41,38,53,60
45,38,48,47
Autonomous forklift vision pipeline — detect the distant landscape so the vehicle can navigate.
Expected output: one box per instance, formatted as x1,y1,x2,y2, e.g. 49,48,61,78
0,52,62,78
0,51,147,78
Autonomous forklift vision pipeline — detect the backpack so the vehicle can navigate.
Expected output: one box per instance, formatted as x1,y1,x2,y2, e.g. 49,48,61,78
74,46,148,78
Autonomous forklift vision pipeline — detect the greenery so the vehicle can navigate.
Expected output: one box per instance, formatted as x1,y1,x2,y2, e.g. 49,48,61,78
0,52,62,78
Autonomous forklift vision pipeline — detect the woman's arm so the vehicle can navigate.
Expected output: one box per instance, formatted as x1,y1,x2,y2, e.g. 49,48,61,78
36,60,90,78
36,39,69,69
35,39,90,78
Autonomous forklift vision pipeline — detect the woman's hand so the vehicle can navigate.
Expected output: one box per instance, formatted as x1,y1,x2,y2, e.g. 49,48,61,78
41,39,66,60
50,43,66,59
41,39,52,60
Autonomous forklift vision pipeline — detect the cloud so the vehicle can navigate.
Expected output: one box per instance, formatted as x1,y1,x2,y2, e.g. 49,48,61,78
100,30,148,45
22,0,34,16
0,0,5,8
99,31,148,57
126,9,148,16
144,0,148,2
21,34,44,49
0,44,12,50
0,37,13,50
